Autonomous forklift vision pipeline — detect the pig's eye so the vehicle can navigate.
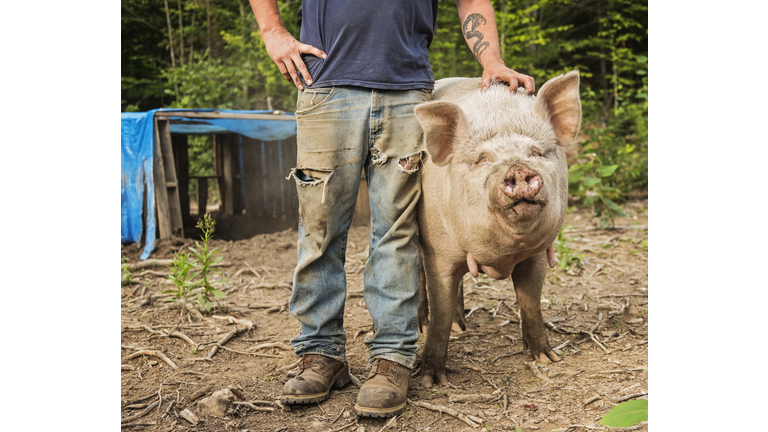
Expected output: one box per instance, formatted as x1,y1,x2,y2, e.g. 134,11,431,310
531,148,543,158
475,153,492,165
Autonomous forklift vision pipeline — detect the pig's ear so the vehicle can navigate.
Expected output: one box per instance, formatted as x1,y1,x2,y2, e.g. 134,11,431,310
535,70,582,146
414,101,470,167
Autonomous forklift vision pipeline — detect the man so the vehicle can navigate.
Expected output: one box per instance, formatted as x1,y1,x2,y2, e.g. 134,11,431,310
249,0,535,418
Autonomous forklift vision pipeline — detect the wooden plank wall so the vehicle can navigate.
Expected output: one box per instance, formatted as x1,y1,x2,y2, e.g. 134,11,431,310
178,133,371,240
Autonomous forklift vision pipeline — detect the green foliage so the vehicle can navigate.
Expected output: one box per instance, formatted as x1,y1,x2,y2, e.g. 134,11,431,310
189,214,228,311
121,257,134,286
600,399,648,427
554,226,585,272
164,251,198,301
163,214,228,312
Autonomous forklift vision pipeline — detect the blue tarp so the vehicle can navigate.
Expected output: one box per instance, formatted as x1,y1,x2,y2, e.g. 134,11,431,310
166,109,297,142
121,110,158,260
120,109,297,260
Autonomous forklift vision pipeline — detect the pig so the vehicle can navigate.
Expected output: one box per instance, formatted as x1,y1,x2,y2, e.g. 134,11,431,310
413,71,582,387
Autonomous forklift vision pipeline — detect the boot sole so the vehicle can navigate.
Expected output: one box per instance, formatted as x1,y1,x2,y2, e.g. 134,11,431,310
353,400,407,418
281,365,351,404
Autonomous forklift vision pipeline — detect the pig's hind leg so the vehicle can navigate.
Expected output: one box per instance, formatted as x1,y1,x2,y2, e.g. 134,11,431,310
512,252,561,363
452,279,467,332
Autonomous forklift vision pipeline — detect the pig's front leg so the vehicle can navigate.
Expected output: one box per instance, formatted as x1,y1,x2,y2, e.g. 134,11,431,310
512,252,561,363
421,262,462,387
417,253,429,334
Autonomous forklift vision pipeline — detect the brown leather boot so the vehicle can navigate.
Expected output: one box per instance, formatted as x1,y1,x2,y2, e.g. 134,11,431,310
281,354,350,404
354,358,411,417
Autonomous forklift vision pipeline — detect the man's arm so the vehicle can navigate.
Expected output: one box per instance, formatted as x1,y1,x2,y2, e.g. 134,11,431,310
249,0,325,90
455,0,535,94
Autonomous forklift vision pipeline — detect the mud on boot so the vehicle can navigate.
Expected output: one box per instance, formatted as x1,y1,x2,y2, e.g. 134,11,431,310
281,354,350,404
354,358,411,418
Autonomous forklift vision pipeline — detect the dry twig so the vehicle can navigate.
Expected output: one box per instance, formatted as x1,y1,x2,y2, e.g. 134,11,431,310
407,398,480,429
526,361,554,384
121,400,159,424
205,318,254,359
121,422,156,429
233,401,275,412
123,350,178,370
348,372,363,388
616,391,647,402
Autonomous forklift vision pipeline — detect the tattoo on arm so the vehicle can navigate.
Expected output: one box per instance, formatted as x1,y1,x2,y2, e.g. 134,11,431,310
462,13,490,62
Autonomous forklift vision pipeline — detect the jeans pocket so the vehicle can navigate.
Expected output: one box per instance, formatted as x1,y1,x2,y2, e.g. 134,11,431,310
296,87,334,116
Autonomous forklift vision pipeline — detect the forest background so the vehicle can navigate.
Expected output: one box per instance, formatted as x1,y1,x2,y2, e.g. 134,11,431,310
121,0,648,224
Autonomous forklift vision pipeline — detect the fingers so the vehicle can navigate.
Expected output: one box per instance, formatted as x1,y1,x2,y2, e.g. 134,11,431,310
482,69,536,95
282,59,304,90
518,74,536,94
298,42,327,60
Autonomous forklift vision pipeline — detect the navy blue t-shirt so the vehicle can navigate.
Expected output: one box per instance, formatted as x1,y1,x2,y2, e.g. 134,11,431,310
300,0,438,90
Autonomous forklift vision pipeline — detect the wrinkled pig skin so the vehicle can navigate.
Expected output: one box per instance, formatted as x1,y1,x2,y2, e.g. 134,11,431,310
414,71,582,388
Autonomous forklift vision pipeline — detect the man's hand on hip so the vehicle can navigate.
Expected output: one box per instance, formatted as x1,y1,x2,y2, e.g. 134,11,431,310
261,28,326,91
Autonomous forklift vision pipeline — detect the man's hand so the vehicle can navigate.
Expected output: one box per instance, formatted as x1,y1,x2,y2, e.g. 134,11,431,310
456,0,536,94
261,27,326,91
481,60,535,95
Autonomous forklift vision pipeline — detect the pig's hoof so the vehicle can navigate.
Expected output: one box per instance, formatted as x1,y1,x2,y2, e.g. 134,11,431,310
450,322,464,333
422,374,434,388
421,371,449,388
534,351,561,363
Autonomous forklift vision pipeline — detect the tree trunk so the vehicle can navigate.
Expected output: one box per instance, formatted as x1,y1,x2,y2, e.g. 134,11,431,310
598,2,610,115
163,0,176,68
190,12,195,67
206,0,211,54
177,0,185,65
163,0,180,101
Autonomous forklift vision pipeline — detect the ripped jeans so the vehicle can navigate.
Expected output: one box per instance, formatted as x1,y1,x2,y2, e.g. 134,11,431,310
287,86,430,369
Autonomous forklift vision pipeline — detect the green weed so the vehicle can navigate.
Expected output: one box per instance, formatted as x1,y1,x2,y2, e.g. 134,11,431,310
163,214,228,313
554,226,585,272
121,257,134,286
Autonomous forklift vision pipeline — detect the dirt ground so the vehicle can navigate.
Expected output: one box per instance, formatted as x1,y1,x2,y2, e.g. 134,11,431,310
121,199,648,432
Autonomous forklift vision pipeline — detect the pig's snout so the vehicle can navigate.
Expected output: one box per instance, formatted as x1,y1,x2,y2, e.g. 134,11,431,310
501,165,542,201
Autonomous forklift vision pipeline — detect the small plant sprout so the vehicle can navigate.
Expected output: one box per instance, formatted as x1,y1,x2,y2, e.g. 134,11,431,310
121,257,134,286
164,213,228,314
554,226,586,273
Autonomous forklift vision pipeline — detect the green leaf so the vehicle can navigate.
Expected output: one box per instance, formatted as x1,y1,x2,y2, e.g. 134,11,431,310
212,256,223,263
600,399,647,427
597,164,619,177
601,197,627,217
599,217,612,229
210,289,227,298
583,176,601,187
635,69,647,75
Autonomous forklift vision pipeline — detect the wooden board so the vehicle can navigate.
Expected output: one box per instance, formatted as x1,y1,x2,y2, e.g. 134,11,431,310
152,116,173,239
157,118,184,237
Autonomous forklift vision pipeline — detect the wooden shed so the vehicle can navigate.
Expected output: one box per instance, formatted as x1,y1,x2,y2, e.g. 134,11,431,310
149,110,370,242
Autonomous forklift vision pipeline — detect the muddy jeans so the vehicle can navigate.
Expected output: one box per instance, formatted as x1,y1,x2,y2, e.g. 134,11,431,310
287,86,430,369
